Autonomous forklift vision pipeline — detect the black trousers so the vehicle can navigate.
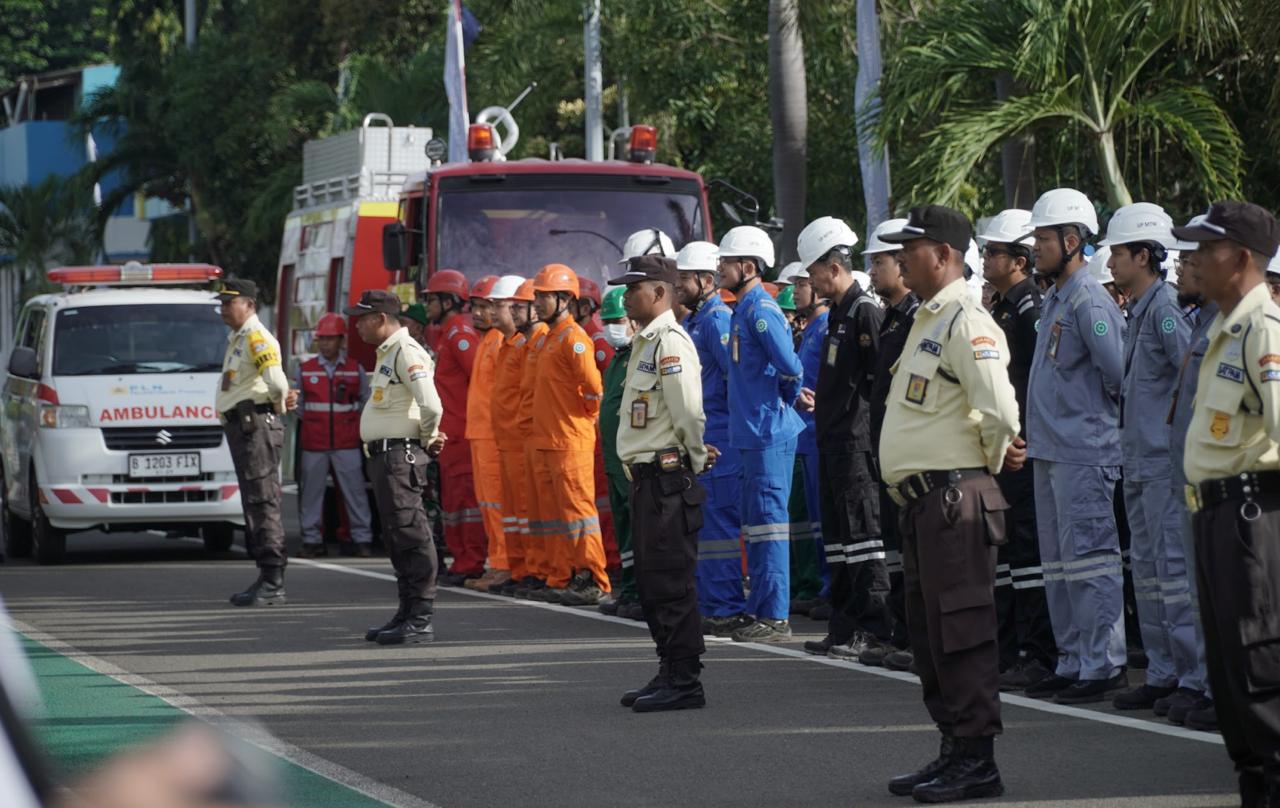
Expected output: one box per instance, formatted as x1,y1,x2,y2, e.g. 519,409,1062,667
900,474,1005,738
994,463,1057,670
1194,491,1280,786
880,485,910,649
367,445,438,608
223,412,286,569
630,464,706,664
820,449,892,643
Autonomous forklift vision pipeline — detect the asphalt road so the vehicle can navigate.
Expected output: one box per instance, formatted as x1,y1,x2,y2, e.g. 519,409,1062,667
0,523,1240,808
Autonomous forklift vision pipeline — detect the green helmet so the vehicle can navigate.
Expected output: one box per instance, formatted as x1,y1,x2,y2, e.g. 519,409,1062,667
777,285,796,312
401,302,430,326
601,286,627,320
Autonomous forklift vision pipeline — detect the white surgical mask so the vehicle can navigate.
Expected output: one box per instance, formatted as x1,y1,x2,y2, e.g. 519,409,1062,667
604,323,631,348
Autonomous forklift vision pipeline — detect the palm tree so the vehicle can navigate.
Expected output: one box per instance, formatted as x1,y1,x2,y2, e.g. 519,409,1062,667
878,0,1244,211
0,176,99,291
769,0,807,264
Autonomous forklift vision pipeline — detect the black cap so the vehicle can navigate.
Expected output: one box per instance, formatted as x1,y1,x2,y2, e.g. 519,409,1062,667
343,289,403,317
1172,201,1280,258
607,255,679,286
217,279,259,302
878,204,973,253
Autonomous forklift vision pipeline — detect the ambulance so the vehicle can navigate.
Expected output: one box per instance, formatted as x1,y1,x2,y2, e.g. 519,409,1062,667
1,263,245,564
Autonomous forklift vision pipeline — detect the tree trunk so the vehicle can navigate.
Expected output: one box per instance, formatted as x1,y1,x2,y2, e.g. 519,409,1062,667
995,72,1036,209
1095,129,1132,211
768,0,807,267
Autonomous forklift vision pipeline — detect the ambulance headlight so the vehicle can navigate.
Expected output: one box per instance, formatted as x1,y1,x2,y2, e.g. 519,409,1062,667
40,404,91,429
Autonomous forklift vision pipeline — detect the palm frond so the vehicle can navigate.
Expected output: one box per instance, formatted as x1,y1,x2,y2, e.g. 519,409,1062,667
1120,85,1244,200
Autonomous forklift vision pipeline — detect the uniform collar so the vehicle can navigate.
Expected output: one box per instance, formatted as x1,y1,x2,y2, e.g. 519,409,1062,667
803,308,828,334
505,330,526,347
547,315,575,338
232,313,262,340
832,281,865,316
919,277,968,316
1126,278,1164,320
738,282,768,307
1047,263,1089,302
1209,282,1271,342
637,309,676,340
316,352,346,372
689,294,725,324
377,326,410,354
887,292,918,318
992,277,1035,308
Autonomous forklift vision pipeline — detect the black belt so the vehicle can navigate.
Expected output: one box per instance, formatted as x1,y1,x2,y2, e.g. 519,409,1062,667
221,402,274,422
629,455,691,480
1188,470,1280,514
887,467,988,507
365,438,422,456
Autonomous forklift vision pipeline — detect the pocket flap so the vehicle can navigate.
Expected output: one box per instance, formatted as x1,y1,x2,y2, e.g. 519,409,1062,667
938,585,993,614
979,485,1009,513
1203,372,1246,414
681,483,707,506
628,370,659,391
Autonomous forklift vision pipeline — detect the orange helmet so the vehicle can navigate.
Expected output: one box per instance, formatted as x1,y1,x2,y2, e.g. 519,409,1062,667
577,277,602,307
763,282,780,299
471,274,499,299
315,313,346,336
512,279,536,302
718,288,737,303
425,268,470,301
532,263,580,297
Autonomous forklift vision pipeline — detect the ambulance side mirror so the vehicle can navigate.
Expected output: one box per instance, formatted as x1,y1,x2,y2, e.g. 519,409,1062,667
7,346,37,379
382,223,408,271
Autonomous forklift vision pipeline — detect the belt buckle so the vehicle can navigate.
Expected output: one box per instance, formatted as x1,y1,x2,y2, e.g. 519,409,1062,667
1184,484,1201,513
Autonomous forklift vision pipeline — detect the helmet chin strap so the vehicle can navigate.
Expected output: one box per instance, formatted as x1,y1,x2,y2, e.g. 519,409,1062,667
1042,226,1086,279
730,261,756,294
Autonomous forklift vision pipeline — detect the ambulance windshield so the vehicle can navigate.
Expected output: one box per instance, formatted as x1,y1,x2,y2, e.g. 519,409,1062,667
53,304,227,376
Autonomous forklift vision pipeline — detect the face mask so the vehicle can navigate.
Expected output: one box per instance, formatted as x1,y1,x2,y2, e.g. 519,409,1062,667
604,323,631,348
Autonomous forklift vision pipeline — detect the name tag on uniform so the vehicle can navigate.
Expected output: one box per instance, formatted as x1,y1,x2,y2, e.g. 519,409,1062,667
919,339,941,356
732,334,740,363
1216,363,1244,383
1048,323,1062,359
631,396,648,428
826,338,839,367
906,374,928,404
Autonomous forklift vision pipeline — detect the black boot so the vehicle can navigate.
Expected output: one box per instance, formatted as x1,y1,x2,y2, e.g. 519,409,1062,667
621,659,670,707
889,733,955,796
230,567,286,607
1240,769,1264,808
365,598,409,641
375,600,434,645
911,736,1003,804
632,658,705,713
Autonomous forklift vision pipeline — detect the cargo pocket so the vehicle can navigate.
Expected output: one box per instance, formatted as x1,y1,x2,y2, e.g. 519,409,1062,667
681,480,707,535
979,485,1010,547
1241,618,1280,695
938,585,995,654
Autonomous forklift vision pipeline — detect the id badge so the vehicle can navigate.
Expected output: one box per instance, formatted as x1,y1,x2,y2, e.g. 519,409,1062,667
221,370,233,391
826,338,839,367
906,374,928,404
731,334,740,363
1048,323,1062,359
630,396,648,428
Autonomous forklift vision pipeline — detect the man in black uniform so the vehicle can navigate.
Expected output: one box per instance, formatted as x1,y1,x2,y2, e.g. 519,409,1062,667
794,217,894,661
979,210,1058,691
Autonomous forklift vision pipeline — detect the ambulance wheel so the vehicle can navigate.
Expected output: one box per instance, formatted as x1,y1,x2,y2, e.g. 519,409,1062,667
1,469,32,558
30,481,66,565
201,523,235,553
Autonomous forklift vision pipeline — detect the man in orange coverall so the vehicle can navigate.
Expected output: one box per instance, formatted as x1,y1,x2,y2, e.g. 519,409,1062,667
512,278,554,600
527,264,609,606
464,274,510,592
423,269,485,586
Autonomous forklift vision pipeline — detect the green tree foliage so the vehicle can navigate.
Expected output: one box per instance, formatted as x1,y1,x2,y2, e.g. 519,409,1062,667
0,0,111,93
0,176,99,296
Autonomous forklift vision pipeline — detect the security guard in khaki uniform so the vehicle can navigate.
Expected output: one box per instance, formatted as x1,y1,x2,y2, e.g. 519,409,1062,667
346,290,447,645
877,206,1023,803
1172,201,1280,807
609,256,715,713
217,279,294,607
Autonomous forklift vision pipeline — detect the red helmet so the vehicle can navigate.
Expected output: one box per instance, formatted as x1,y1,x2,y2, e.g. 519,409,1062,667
472,274,499,299
577,277,601,307
315,313,346,337
425,268,470,301
532,263,580,297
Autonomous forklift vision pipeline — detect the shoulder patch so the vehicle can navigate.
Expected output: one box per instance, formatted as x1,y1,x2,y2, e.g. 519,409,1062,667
1160,316,1175,334
974,349,1000,361
573,341,587,354
457,338,470,352
919,339,942,356
756,319,768,333
660,363,683,376
660,355,681,366
971,336,996,348
1258,354,1280,367
1093,321,1109,336
595,349,606,362
720,333,730,346
1262,369,1280,382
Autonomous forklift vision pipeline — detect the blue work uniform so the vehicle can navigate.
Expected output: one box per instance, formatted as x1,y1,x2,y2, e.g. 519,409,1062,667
728,282,805,621
1167,300,1218,697
1027,265,1129,681
1120,278,1199,692
685,293,745,617
794,310,830,598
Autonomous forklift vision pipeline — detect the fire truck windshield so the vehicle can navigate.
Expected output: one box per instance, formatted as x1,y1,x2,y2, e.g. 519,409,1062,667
435,177,705,287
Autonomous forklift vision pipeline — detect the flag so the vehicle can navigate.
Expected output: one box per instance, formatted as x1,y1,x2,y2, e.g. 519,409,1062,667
445,0,470,164
855,0,891,258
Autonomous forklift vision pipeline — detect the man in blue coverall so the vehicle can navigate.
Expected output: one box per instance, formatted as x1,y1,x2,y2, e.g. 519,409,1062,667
675,240,750,636
790,268,831,617
717,225,805,643
1023,188,1130,704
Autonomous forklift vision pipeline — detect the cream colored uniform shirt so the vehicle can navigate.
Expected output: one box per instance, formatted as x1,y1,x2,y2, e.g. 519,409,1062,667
360,326,444,444
216,313,288,415
1184,282,1280,484
879,277,1020,485
616,309,708,473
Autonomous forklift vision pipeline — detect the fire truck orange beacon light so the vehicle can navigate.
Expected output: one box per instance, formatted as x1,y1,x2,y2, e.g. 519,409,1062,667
468,123,496,161
628,125,657,164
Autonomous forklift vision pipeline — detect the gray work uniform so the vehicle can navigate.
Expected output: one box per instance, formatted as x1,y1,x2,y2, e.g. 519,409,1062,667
295,356,372,545
1026,265,1128,682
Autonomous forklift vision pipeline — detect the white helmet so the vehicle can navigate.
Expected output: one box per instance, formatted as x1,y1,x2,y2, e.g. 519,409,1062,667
618,228,676,263
1099,202,1177,248
1268,251,1280,278
1163,251,1180,286
964,239,981,274
1026,188,1100,237
976,209,1034,246
775,261,806,285
717,225,775,269
675,240,718,273
965,271,985,306
797,216,858,269
1087,246,1114,285
489,274,526,299
851,270,880,305
863,218,909,255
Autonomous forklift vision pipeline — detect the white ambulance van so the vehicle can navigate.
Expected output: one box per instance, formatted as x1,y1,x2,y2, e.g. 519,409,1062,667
1,263,245,564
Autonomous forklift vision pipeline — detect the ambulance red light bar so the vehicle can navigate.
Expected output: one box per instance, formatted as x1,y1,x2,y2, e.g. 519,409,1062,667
47,262,223,286
628,124,657,164
468,123,496,162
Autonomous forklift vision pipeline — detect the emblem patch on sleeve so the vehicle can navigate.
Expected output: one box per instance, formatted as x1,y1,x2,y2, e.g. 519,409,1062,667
973,350,1000,361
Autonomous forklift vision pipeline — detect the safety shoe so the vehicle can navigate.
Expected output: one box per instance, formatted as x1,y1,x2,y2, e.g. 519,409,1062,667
558,575,604,607
596,593,620,615
858,636,895,667
1113,682,1177,711
1183,702,1220,733
807,598,833,621
911,737,1003,804
365,609,407,642
1054,669,1127,705
621,662,670,708
297,543,327,558
632,659,705,713
883,649,916,672
998,659,1052,692
1168,693,1212,725
731,618,792,643
803,635,836,656
617,600,646,621
230,569,286,607
512,578,545,599
889,734,955,796
438,571,471,587
702,613,753,637
1154,687,1201,718
375,615,434,645
1024,673,1077,700
464,569,497,591
828,634,869,660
